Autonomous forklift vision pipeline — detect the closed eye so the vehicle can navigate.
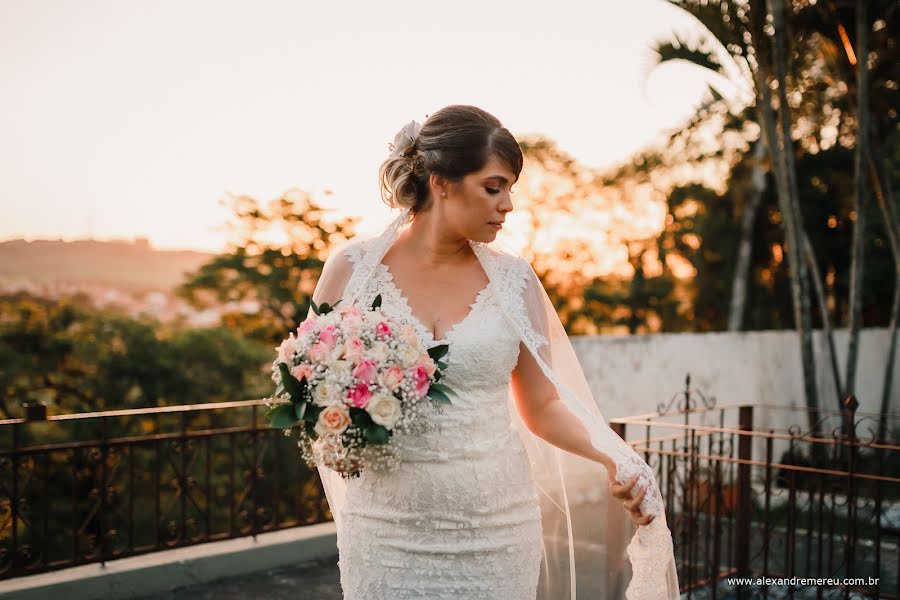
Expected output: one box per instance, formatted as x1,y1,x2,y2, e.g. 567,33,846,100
485,187,500,194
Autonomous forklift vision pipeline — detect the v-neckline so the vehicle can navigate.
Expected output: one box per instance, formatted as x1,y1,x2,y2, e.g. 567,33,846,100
377,240,493,345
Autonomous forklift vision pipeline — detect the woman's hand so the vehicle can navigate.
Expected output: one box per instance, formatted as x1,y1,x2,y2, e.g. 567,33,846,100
609,472,656,527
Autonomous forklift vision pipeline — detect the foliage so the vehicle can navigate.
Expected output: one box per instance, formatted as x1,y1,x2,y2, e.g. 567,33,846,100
176,188,359,345
0,291,272,419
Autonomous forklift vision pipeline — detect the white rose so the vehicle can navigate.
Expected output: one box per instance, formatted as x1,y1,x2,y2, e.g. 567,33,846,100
366,393,402,429
399,325,420,347
396,344,421,368
366,340,390,362
330,359,353,380
312,381,344,407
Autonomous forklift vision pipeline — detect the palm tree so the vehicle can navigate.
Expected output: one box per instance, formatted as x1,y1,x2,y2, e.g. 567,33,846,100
844,0,869,398
651,0,825,436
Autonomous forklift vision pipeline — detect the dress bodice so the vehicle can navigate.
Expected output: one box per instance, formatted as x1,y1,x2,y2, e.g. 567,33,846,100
342,238,525,462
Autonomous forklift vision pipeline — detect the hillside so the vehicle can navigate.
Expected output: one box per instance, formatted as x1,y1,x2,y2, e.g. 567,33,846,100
0,238,214,293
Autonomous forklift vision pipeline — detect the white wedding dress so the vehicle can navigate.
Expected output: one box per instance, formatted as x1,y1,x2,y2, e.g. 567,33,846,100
333,239,544,600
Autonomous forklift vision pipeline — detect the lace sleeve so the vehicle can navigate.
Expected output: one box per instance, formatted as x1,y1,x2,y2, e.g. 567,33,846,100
305,241,361,320
502,251,680,599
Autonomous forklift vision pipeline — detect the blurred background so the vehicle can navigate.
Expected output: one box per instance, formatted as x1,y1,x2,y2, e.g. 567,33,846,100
0,1,897,597
2,0,897,414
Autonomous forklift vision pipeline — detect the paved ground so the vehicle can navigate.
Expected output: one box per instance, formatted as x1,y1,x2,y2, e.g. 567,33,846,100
133,554,343,600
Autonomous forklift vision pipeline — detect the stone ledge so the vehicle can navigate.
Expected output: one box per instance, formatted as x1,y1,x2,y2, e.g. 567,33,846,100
0,522,338,600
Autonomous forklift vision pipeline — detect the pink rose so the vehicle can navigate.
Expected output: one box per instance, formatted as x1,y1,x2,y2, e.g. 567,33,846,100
290,363,314,382
417,353,437,377
307,341,330,363
408,364,430,399
319,325,338,348
337,305,363,317
380,366,404,391
297,317,317,335
352,358,378,384
342,337,365,364
375,321,393,339
277,333,298,364
315,405,351,436
347,383,373,408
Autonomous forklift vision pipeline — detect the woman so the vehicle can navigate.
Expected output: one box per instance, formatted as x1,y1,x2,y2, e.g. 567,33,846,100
308,105,679,599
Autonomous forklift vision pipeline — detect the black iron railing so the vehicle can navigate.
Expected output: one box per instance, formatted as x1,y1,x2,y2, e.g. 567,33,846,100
3,378,898,599
609,375,900,600
0,399,331,579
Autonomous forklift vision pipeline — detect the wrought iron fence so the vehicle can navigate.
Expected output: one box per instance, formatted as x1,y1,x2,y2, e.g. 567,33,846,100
609,374,900,600
0,399,330,579
3,378,898,600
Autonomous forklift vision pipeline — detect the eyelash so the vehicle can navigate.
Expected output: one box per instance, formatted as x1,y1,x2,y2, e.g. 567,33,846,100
486,187,500,194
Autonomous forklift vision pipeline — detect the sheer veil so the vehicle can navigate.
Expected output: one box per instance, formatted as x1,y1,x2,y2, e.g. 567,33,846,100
309,206,680,600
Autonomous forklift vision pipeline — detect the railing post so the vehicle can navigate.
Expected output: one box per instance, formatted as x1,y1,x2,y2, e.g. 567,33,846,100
11,421,20,574
735,405,754,593
99,415,108,566
608,419,628,592
844,394,858,588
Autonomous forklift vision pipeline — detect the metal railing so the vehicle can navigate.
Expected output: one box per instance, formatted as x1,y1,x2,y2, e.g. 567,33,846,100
3,377,898,600
0,399,331,579
609,375,900,600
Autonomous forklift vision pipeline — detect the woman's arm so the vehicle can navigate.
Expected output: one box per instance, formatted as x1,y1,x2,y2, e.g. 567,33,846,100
510,340,655,526
303,245,356,320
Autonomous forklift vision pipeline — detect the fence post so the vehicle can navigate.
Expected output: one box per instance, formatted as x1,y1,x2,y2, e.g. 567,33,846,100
608,420,629,592
736,405,754,591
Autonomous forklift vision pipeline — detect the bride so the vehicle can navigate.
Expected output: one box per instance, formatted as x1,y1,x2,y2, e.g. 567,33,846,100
307,105,679,599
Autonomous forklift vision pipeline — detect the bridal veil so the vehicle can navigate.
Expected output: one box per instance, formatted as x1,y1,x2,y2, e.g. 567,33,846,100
309,206,680,600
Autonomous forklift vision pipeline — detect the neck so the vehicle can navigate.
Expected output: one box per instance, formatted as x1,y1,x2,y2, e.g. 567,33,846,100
400,210,472,268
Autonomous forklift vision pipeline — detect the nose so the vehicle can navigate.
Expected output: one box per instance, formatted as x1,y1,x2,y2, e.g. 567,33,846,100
499,192,513,213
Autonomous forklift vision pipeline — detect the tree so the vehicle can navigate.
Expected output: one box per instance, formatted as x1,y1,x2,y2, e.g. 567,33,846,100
177,188,358,345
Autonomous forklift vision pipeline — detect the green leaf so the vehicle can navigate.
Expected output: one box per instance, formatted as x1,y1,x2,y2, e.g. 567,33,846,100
278,362,306,402
433,370,442,382
365,423,390,444
294,400,308,421
350,407,373,429
371,294,382,310
303,402,321,424
304,421,318,439
427,385,452,405
436,360,448,370
428,344,449,361
430,382,452,394
266,403,298,428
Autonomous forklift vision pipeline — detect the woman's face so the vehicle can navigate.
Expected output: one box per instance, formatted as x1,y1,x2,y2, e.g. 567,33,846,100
431,154,517,243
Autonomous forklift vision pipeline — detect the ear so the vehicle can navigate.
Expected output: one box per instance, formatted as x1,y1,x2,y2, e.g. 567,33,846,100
429,172,450,198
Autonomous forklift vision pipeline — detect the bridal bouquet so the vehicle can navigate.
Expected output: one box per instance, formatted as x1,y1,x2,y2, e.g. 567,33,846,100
264,294,455,479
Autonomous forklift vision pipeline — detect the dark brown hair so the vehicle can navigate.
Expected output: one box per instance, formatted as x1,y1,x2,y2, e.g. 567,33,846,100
378,105,523,214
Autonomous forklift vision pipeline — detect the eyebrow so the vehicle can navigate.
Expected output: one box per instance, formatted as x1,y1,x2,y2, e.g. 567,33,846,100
483,175,514,184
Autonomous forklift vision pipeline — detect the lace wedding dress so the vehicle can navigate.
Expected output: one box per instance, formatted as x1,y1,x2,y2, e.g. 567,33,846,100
334,237,544,600
313,206,680,600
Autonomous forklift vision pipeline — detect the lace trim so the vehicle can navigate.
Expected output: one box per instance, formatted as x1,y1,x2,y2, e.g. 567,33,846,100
495,255,549,350
377,262,494,344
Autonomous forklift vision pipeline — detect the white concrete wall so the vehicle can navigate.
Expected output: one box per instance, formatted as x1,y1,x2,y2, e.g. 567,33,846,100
571,326,899,435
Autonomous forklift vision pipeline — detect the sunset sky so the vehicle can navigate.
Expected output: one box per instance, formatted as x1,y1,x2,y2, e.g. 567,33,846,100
0,0,738,253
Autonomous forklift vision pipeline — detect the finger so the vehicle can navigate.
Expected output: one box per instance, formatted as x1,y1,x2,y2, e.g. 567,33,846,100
627,508,653,525
612,474,639,497
624,484,648,512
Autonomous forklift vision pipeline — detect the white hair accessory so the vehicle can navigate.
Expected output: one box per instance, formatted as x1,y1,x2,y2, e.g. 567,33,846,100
387,119,423,159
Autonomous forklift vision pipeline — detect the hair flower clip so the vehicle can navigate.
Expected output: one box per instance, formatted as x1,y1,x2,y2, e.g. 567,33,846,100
387,119,423,159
